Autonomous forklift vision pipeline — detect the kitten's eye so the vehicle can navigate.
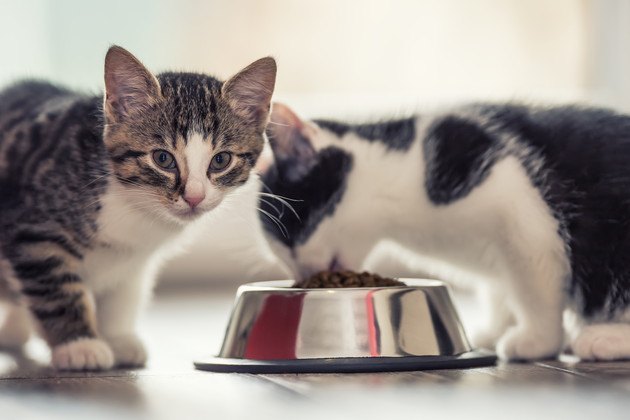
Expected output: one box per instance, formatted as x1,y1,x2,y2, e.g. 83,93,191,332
152,150,177,170
209,152,232,172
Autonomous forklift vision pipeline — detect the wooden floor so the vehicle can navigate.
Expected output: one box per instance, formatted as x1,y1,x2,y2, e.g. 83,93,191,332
2,285,630,420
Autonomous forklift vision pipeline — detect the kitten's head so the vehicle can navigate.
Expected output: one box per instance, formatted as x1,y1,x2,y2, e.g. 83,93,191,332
259,104,362,280
103,46,276,224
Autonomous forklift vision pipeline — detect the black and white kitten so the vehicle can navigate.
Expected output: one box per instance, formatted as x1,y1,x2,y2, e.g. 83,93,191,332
258,102,630,362
0,46,276,370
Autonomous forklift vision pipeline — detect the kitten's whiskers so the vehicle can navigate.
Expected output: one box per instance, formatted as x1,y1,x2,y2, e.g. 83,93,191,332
256,207,288,238
258,197,282,218
257,192,301,221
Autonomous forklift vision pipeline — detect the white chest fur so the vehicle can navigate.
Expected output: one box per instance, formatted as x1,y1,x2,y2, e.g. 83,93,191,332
79,182,184,294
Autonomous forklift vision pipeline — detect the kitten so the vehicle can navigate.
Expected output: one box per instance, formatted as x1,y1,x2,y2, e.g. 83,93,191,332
258,102,630,362
0,46,276,370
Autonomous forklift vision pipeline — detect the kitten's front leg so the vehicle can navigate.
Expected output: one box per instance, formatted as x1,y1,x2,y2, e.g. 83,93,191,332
96,268,150,368
469,285,514,350
12,258,114,370
495,255,567,361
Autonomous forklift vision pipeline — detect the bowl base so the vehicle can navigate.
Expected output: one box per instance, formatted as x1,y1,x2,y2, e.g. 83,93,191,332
193,349,496,374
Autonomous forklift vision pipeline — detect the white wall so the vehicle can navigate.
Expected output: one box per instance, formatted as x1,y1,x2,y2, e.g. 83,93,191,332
0,0,52,83
589,0,630,110
0,0,622,285
1,0,595,106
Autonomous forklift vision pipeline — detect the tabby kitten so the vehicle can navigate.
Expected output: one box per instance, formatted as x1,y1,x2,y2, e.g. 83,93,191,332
259,102,630,362
0,46,276,370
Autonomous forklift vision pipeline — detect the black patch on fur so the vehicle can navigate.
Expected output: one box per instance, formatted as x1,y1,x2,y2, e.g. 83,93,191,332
423,116,501,204
475,103,630,318
265,124,317,182
314,117,416,151
260,146,353,247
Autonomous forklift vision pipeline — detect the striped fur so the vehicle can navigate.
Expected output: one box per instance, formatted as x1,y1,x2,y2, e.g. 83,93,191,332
0,46,276,370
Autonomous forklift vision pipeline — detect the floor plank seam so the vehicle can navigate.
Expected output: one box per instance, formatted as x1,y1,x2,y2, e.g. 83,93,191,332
250,374,313,398
534,362,601,381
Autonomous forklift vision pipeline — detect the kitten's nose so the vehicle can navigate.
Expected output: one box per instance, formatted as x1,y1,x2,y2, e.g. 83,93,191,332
184,194,204,209
184,179,205,209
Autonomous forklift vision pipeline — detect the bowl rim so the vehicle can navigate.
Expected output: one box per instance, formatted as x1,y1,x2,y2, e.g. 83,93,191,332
239,278,448,292
194,349,497,374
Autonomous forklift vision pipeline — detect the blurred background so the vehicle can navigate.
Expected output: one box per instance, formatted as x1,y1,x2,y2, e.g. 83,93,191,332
2,0,630,286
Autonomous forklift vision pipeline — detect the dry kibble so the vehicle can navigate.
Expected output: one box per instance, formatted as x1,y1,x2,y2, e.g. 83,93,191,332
295,270,405,288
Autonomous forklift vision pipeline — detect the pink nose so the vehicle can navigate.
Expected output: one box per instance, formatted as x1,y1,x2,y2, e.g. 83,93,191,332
184,194,204,209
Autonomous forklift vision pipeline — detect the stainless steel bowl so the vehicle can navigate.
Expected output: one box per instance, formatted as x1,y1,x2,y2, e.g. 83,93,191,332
194,279,495,373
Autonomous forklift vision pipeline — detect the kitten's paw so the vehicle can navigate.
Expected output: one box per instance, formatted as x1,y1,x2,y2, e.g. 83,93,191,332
52,338,114,371
106,334,147,367
0,304,31,349
572,324,630,361
496,327,562,361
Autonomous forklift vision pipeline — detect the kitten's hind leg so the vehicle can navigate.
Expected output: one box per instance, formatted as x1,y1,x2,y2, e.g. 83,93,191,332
572,323,630,361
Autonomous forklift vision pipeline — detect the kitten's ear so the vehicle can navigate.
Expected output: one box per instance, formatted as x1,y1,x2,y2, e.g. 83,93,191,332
263,102,316,181
222,57,277,130
104,45,161,122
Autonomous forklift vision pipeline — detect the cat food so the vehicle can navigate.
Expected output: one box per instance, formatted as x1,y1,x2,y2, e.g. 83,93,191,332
295,270,405,288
